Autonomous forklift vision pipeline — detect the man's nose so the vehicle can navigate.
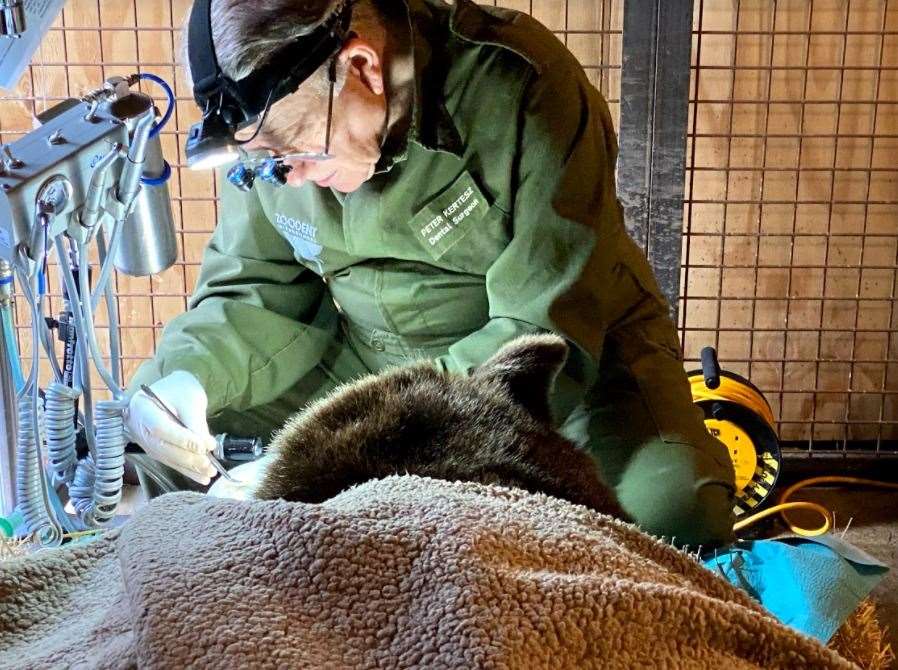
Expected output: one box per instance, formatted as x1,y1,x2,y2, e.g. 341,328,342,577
285,161,311,187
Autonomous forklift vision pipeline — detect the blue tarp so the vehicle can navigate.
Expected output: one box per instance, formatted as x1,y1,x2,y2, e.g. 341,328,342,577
703,534,889,642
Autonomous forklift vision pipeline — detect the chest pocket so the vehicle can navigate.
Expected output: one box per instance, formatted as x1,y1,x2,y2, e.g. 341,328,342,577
406,170,509,274
270,213,325,273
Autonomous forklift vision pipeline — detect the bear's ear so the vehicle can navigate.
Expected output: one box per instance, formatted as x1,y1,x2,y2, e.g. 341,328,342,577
473,334,569,423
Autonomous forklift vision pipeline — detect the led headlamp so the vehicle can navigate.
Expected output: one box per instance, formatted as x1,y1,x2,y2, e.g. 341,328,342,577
185,0,353,170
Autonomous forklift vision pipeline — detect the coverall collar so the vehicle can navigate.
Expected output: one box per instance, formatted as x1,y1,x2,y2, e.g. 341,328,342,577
377,0,464,173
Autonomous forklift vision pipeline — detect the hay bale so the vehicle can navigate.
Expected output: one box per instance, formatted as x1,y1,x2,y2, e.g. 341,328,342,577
0,534,28,562
830,599,896,670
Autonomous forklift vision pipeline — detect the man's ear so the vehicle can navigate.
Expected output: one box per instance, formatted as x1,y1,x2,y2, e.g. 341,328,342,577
473,335,569,424
338,36,384,96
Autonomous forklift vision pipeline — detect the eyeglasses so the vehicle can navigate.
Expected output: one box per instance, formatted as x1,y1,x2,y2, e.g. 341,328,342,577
227,58,338,191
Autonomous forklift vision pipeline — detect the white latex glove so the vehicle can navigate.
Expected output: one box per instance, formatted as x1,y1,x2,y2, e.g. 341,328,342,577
125,370,217,485
207,456,274,501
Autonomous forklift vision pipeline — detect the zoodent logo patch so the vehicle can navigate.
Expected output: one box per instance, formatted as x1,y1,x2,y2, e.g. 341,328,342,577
273,213,324,274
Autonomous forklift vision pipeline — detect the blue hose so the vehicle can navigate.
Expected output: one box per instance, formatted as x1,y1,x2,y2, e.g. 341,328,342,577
139,160,172,186
137,72,175,139
136,73,175,188
1,305,24,392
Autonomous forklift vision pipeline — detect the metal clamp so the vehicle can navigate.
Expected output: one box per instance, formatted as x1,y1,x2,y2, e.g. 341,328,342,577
0,0,26,39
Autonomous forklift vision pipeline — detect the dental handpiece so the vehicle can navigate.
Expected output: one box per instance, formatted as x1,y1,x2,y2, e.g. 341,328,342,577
139,385,236,483
213,434,265,463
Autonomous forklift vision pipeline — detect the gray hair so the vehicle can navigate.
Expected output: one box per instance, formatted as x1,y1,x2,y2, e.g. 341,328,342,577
182,0,383,100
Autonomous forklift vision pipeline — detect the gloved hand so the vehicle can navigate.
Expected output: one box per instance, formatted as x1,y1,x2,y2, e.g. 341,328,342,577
207,455,274,501
125,370,217,485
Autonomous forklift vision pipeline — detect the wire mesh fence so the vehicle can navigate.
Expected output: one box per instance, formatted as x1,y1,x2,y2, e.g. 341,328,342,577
680,0,898,453
1,0,894,453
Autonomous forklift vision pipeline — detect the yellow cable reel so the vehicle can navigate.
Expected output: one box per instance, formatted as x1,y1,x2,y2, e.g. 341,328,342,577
690,350,898,537
689,348,782,519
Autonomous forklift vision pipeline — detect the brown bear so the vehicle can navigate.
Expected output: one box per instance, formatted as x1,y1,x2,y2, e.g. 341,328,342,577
255,334,628,520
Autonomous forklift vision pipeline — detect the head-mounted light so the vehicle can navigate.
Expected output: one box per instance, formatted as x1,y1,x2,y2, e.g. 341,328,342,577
185,0,353,170
185,113,241,170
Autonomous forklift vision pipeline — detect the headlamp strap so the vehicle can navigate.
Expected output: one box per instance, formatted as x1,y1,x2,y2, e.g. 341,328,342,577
187,0,222,109
187,0,353,126
232,7,351,118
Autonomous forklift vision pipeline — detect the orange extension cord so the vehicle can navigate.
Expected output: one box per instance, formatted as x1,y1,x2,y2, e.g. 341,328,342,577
734,476,898,537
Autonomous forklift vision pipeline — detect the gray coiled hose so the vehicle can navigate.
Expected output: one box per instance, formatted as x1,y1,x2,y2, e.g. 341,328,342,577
15,395,62,546
90,399,127,524
13,251,62,546
55,236,128,526
69,400,126,526
45,383,80,486
69,458,95,524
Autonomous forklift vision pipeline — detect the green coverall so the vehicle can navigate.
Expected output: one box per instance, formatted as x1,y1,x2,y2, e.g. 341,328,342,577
130,0,736,547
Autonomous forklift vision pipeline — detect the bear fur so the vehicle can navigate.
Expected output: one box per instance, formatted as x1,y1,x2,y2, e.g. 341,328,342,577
255,334,628,520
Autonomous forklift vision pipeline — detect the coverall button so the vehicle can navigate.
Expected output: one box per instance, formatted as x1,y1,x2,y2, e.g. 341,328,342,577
372,339,385,352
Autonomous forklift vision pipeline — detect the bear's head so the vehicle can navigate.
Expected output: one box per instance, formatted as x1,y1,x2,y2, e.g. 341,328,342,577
255,334,627,519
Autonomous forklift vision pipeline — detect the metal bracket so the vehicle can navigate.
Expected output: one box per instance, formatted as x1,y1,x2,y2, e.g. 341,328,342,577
0,0,26,39
617,0,694,323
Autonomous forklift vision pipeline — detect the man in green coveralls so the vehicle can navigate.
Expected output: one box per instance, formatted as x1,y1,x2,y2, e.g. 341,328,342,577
125,0,736,547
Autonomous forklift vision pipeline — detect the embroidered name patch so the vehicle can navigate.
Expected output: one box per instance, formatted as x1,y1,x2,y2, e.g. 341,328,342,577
408,172,489,259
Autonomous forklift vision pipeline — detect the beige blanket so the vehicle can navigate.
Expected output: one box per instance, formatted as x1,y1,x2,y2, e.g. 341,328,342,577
0,476,854,669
